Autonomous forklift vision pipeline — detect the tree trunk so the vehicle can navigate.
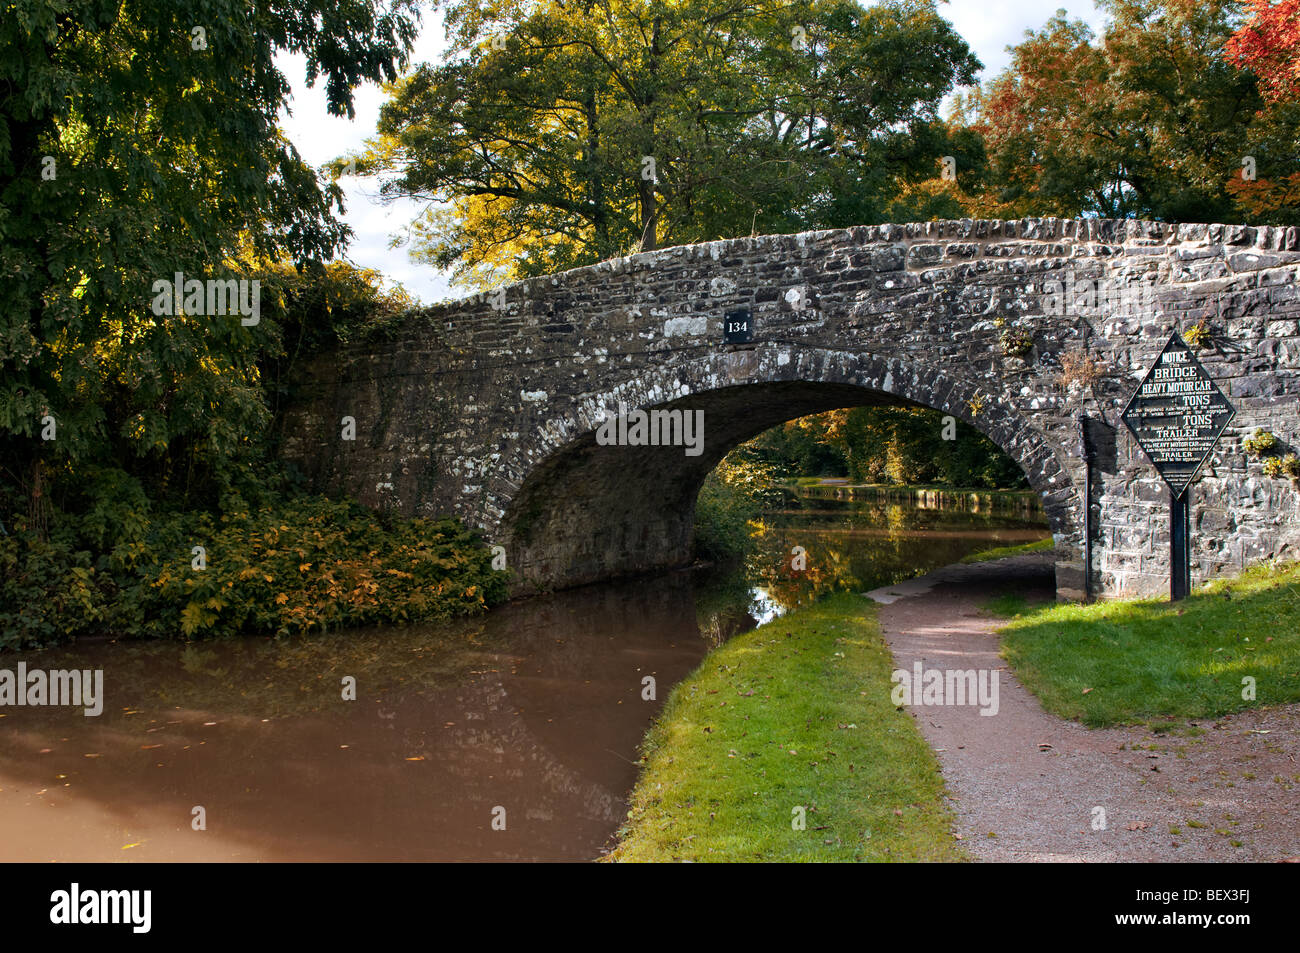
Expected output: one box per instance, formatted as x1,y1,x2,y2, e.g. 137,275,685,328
27,458,49,541
636,15,663,253
638,176,658,251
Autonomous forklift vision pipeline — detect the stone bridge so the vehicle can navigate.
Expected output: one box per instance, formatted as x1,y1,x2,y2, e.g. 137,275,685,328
278,218,1300,600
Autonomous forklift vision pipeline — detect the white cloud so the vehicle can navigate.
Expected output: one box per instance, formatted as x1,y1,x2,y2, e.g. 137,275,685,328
943,0,1107,80
275,13,452,304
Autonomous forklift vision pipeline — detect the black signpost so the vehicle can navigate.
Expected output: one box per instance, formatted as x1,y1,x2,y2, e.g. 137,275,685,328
1120,332,1236,601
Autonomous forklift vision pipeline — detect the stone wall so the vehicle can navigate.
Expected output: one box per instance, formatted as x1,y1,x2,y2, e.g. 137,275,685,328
278,218,1300,599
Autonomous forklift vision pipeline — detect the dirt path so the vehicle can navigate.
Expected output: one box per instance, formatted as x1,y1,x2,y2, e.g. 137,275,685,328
870,554,1300,862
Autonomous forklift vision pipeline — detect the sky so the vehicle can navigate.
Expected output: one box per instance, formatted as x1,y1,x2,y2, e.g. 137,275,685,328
275,0,1111,306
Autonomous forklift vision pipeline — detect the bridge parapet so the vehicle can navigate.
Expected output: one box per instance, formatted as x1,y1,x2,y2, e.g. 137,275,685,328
280,219,1300,599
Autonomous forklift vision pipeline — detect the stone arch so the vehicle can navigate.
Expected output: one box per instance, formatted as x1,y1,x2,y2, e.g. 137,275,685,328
498,345,1080,595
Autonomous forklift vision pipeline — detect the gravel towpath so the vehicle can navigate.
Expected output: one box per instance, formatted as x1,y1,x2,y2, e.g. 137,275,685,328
870,554,1300,862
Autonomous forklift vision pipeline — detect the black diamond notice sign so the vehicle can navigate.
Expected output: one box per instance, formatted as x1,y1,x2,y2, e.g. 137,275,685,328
1120,331,1236,499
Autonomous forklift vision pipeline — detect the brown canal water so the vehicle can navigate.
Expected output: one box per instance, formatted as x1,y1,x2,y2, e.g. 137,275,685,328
0,493,1048,862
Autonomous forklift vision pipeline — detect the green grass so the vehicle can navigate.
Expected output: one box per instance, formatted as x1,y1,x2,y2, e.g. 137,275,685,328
982,593,1031,618
959,537,1054,564
989,561,1300,728
607,592,965,862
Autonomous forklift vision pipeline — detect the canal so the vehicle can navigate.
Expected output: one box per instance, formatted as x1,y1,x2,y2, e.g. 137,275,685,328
0,489,1048,861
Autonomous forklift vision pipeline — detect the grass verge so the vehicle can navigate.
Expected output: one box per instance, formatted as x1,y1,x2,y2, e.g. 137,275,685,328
606,592,965,862
991,561,1300,728
958,537,1054,564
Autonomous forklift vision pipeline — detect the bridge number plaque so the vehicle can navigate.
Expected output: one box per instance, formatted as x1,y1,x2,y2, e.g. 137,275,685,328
723,309,753,344
1119,331,1235,600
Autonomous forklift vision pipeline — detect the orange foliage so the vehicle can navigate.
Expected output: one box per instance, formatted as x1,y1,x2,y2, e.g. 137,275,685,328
1225,0,1300,102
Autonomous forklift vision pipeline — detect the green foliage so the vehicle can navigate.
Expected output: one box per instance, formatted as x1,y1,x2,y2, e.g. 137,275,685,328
998,327,1034,358
820,407,1028,489
968,0,1300,224
0,489,507,650
0,0,419,518
748,423,849,480
0,247,473,650
256,260,415,420
1243,429,1279,456
1183,320,1213,349
695,405,1031,562
0,531,107,648
350,0,980,286
693,456,785,564
132,499,507,639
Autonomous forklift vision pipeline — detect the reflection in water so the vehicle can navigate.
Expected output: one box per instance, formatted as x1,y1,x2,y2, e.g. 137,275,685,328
694,489,1051,635
0,493,1047,862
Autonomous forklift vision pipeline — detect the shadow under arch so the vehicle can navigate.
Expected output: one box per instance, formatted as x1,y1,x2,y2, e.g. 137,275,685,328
499,345,1080,596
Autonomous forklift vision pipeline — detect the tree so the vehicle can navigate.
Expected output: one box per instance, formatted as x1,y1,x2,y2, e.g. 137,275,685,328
346,0,980,287
0,1,419,527
1225,0,1300,101
968,0,1300,224
1224,1,1300,222
744,406,1028,488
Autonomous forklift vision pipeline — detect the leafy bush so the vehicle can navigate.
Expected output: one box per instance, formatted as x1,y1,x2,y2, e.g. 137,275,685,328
0,494,507,650
1244,429,1279,457
1183,321,1212,349
0,532,110,649
999,327,1034,358
693,457,784,564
